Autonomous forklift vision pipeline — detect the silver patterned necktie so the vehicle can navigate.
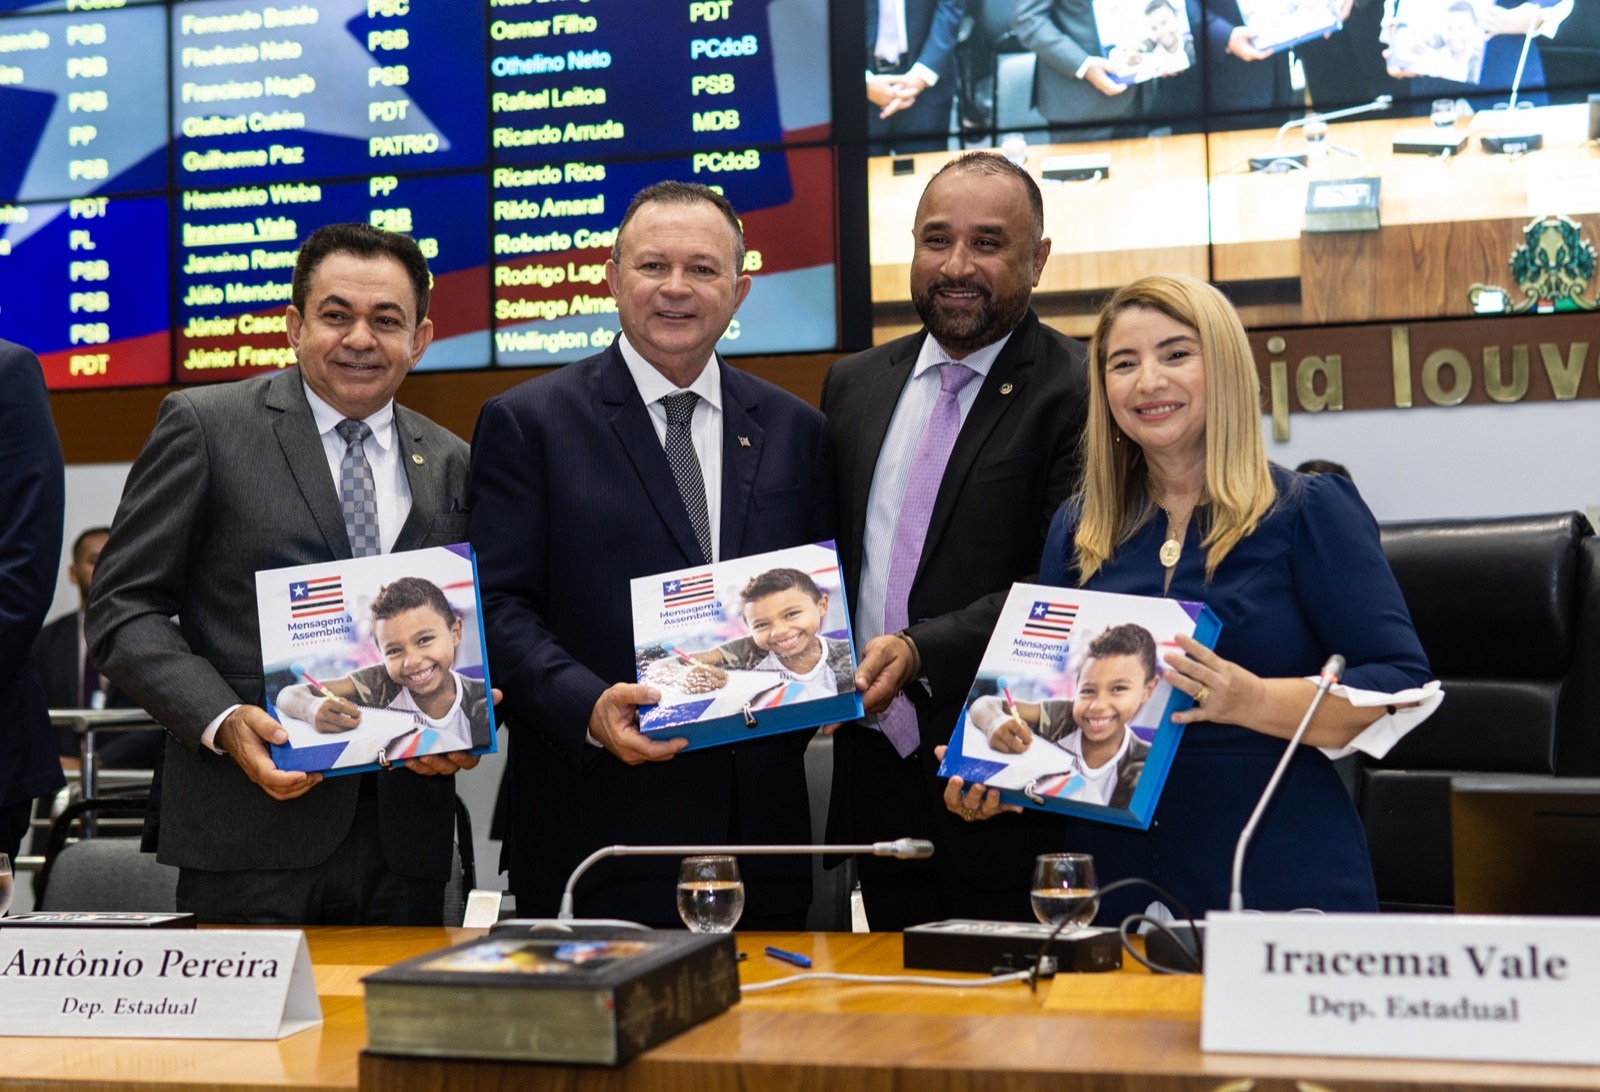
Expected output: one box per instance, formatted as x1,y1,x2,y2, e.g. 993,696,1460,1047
335,418,381,558
660,392,714,564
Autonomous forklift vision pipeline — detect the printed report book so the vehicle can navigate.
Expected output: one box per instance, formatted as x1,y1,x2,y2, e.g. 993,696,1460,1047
937,584,1219,829
256,543,497,775
630,541,862,750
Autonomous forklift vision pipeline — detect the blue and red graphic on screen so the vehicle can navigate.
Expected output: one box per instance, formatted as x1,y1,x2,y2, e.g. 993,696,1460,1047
0,1,835,390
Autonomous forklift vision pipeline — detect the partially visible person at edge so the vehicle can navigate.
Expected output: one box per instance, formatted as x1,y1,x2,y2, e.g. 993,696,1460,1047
945,273,1433,922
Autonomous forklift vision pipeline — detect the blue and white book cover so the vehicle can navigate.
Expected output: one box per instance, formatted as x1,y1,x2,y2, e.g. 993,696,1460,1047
1384,0,1489,83
256,544,497,775
1092,0,1196,85
937,584,1220,830
630,541,863,751
1238,0,1344,54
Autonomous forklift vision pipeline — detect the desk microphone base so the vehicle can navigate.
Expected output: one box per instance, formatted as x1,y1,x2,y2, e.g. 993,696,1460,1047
1145,921,1205,973
1248,152,1308,172
1480,132,1543,155
1391,130,1469,156
903,919,1123,974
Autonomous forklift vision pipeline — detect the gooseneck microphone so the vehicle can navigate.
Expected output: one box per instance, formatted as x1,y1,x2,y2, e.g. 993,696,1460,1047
1274,95,1394,150
557,839,935,920
1228,655,1345,912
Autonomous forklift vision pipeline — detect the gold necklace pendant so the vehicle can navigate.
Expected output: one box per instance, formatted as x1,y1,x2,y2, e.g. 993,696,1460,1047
1159,536,1181,568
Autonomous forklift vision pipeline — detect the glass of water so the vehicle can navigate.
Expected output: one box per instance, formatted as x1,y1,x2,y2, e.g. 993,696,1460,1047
1031,853,1098,929
0,853,13,917
676,855,744,933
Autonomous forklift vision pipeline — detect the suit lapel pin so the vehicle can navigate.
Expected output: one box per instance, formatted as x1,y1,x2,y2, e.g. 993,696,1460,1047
412,453,425,465
999,382,1014,395
738,436,751,448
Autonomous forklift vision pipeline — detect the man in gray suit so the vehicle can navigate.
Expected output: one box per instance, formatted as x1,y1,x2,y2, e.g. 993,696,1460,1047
88,223,477,925
1014,0,1149,140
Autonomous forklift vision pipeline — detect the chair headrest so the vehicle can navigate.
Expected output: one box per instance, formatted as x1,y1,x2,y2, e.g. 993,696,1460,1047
1380,512,1588,677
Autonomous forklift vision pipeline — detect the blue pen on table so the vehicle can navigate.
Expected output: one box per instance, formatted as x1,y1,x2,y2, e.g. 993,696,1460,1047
764,946,811,969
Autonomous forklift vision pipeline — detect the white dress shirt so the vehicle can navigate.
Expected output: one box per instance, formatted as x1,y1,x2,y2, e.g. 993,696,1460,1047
855,330,1013,649
617,333,724,563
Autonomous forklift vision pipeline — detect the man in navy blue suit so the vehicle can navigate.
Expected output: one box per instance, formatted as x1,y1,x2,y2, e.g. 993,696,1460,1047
0,338,66,864
867,0,967,152
468,182,834,927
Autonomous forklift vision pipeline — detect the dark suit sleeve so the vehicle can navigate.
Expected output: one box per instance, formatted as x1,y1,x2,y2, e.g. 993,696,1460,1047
0,342,65,809
1206,0,1242,53
87,392,242,747
467,395,609,767
914,0,969,76
1014,0,1096,77
0,348,63,672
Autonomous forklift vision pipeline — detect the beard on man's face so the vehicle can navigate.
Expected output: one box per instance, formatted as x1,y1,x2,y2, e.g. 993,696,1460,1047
912,277,1030,355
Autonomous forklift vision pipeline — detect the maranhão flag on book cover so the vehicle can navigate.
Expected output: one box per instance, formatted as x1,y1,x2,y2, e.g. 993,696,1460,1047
663,572,715,607
1023,600,1078,641
289,576,343,618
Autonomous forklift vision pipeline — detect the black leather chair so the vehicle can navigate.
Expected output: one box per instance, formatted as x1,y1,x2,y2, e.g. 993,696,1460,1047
1361,512,1600,912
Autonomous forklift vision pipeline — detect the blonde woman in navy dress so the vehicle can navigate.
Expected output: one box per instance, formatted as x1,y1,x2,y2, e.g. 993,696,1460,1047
946,274,1433,921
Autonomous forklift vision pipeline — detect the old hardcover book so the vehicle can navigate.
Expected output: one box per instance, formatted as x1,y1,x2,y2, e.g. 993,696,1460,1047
0,911,196,929
362,927,739,1065
1305,178,1381,232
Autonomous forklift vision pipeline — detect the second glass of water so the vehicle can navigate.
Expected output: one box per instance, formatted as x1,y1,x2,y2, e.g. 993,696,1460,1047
1031,852,1098,929
676,855,744,933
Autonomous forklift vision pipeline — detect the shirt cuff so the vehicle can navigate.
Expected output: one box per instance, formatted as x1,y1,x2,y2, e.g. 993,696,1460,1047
200,704,242,754
909,61,939,87
1535,0,1571,38
1315,680,1444,761
1075,56,1097,80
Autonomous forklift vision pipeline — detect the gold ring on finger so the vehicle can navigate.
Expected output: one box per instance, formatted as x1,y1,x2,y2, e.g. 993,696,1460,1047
1194,685,1211,706
960,807,980,822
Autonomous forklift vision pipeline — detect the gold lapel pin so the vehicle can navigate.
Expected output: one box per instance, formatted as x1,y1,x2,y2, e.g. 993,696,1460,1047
999,382,1014,395
412,454,425,465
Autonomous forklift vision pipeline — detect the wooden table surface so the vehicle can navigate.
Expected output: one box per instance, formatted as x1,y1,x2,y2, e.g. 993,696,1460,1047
8,926,1600,1092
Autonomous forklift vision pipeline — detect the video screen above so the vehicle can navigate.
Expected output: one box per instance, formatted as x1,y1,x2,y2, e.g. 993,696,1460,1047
0,0,837,390
862,0,1600,338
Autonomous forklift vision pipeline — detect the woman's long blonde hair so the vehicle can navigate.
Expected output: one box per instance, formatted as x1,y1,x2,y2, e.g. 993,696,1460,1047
1074,274,1275,582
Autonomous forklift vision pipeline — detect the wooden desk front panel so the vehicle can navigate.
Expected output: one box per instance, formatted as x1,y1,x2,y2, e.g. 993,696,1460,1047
359,931,1600,1092
1302,213,1600,323
867,139,1213,304
866,105,1598,330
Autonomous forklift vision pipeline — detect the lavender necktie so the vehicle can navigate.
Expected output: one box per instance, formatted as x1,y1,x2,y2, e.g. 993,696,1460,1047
877,362,980,757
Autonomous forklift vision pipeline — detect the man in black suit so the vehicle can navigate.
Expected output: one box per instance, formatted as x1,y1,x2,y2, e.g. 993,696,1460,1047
867,0,967,153
88,223,477,924
469,182,833,927
0,338,65,864
824,153,1089,930
31,526,159,769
